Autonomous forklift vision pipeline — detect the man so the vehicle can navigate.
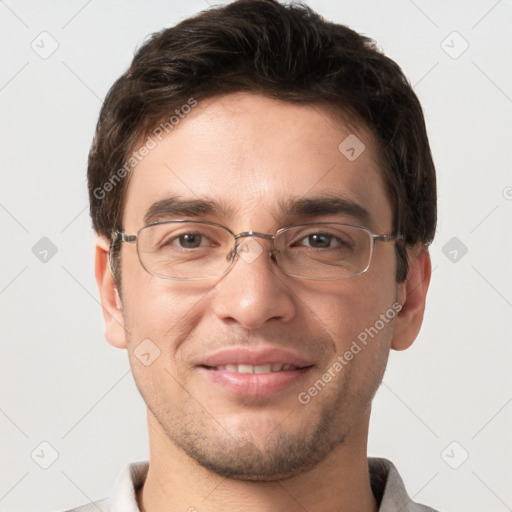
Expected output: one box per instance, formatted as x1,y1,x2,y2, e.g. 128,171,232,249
70,0,437,510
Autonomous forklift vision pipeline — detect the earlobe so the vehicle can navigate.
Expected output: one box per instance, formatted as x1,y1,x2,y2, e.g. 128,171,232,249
95,236,128,349
391,245,432,351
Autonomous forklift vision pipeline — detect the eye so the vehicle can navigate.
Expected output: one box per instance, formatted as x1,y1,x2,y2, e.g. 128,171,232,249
163,231,214,250
176,232,206,249
296,232,349,249
303,233,336,248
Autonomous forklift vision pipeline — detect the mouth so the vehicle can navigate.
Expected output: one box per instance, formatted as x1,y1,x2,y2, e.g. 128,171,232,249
197,348,314,398
204,363,302,373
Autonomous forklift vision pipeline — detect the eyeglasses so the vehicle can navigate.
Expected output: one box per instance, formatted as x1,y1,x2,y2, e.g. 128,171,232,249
112,220,402,281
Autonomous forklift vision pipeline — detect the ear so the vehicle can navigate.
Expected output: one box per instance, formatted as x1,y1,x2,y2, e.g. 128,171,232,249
95,236,128,349
391,245,432,351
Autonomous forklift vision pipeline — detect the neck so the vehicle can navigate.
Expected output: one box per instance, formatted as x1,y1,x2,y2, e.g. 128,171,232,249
137,409,378,512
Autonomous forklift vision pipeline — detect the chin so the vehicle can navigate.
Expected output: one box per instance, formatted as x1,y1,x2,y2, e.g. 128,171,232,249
167,410,348,481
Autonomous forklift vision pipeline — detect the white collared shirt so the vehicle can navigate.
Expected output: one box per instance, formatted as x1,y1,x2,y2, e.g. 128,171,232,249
58,458,439,512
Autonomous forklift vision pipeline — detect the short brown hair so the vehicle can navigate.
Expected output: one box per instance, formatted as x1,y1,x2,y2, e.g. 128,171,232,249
88,0,436,284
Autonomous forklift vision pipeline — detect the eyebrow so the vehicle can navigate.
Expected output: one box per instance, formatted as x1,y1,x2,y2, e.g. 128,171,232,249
143,194,372,227
278,195,373,226
144,196,236,225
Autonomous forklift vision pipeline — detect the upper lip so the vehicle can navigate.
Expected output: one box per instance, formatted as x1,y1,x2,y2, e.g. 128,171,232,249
199,347,313,368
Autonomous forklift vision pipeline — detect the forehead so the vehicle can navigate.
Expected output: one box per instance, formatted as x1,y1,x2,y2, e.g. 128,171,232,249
122,92,392,232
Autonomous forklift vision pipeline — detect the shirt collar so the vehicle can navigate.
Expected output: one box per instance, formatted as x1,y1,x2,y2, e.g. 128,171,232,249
108,460,148,512
107,457,433,511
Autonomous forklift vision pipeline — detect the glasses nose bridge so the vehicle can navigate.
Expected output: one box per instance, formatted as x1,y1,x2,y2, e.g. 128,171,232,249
230,230,279,261
234,230,276,243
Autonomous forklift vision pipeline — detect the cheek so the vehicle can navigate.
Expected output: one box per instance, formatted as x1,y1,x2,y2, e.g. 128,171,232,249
309,273,398,355
121,264,211,353
122,281,210,408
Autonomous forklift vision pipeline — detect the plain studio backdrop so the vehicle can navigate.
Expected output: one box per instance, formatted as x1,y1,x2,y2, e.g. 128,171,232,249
1,1,511,511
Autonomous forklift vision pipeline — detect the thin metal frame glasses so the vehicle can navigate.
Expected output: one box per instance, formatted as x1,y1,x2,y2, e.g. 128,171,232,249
112,220,403,281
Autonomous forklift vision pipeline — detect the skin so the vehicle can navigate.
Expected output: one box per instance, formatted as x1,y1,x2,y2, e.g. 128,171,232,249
95,92,431,512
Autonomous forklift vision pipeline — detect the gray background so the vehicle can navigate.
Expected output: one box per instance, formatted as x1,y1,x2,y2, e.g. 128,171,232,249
1,1,511,511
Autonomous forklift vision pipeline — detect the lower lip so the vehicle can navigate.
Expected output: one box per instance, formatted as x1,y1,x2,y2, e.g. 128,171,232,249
200,367,312,398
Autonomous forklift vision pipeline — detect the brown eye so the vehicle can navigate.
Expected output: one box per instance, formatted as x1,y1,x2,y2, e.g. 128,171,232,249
176,233,204,249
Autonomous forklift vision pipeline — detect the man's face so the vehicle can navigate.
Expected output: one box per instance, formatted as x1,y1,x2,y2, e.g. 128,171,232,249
117,92,402,480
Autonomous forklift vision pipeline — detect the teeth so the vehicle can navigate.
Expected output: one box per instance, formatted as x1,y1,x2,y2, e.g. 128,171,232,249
214,364,298,373
254,364,271,374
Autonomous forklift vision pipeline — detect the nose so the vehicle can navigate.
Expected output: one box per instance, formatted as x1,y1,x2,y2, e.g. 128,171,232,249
210,236,297,329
